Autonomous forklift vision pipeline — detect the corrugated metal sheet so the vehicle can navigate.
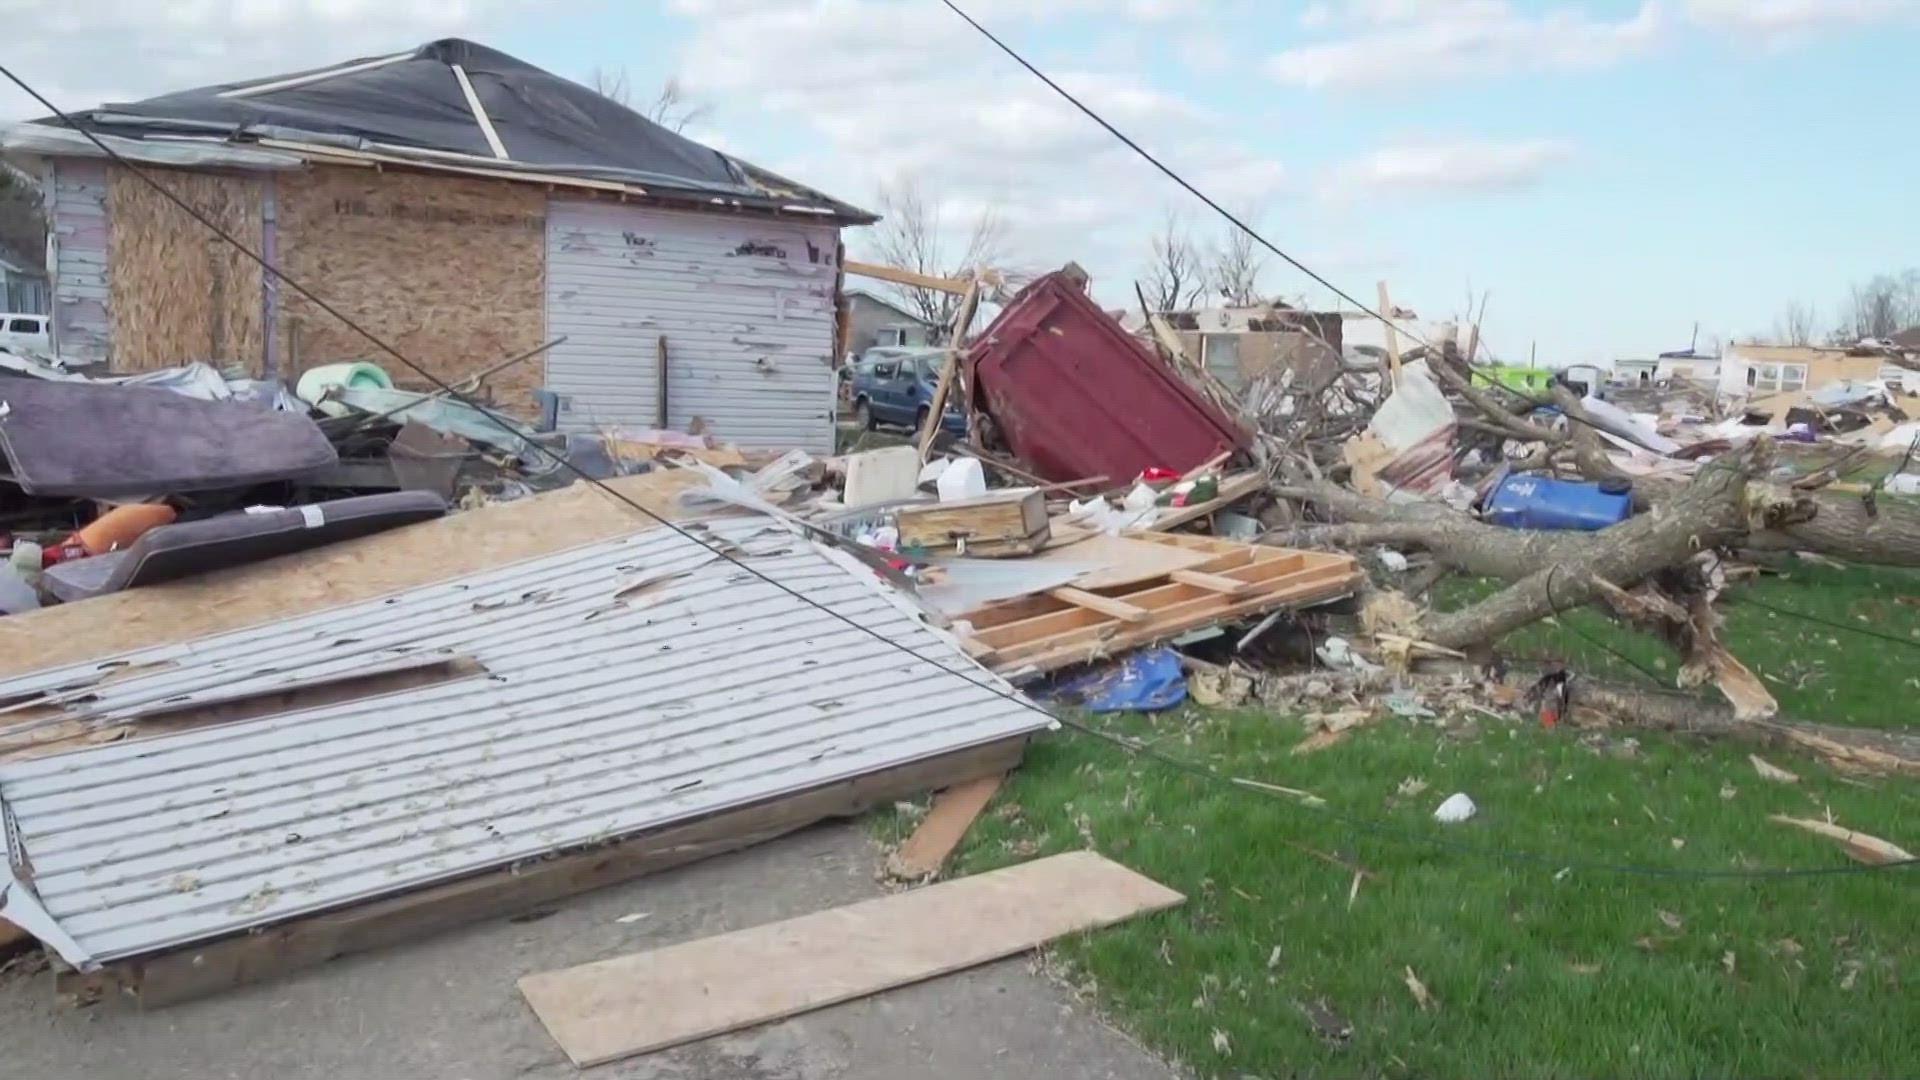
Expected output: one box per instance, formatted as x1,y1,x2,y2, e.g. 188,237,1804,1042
46,159,111,361
543,201,839,453
965,271,1251,484
0,518,1046,969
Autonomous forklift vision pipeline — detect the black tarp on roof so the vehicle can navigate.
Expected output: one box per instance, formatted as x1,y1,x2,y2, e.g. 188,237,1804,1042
57,39,873,223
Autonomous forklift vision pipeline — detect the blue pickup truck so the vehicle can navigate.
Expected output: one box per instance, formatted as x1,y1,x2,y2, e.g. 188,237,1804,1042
848,348,966,437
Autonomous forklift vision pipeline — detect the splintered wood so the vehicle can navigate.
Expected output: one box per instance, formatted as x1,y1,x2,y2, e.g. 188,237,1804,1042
957,533,1361,674
517,852,1182,1067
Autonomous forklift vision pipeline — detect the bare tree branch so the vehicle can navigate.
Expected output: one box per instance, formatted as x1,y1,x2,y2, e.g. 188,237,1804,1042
1772,301,1818,347
645,75,713,134
1142,210,1206,312
1830,269,1920,343
1207,217,1265,307
585,68,713,133
862,179,1011,328
585,66,631,107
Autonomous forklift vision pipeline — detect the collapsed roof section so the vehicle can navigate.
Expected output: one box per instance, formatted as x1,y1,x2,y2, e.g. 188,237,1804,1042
12,39,874,225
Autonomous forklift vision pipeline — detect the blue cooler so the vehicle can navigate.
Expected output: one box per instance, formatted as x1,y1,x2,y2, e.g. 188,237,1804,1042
1484,474,1632,531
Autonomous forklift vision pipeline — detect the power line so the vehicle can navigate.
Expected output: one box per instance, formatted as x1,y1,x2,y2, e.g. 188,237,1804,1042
1,61,1907,880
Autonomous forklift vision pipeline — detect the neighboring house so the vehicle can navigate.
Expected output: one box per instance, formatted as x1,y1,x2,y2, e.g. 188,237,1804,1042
1718,344,1884,412
1611,358,1659,385
0,240,47,315
0,39,874,452
843,289,932,357
1656,350,1719,384
1148,303,1346,391
1614,353,1718,386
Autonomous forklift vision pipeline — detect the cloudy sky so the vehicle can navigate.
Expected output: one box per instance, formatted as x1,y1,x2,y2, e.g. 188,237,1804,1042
5,0,1917,362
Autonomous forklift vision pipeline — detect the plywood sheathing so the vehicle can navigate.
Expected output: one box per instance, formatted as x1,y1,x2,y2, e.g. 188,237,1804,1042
106,166,265,371
275,165,546,410
0,470,709,689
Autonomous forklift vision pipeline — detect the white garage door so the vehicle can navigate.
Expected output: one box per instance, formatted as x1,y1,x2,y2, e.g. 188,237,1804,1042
544,200,840,453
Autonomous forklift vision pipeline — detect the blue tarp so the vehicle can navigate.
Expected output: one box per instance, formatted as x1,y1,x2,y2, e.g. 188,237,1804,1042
1044,648,1187,713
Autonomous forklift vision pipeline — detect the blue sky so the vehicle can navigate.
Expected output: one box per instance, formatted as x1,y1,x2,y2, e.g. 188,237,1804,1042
11,0,1919,363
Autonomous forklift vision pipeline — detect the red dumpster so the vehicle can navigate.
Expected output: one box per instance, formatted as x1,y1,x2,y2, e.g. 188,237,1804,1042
963,269,1250,484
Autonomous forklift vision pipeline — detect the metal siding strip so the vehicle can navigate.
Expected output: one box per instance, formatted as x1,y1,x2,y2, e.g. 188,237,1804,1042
0,519,1042,966
544,199,837,452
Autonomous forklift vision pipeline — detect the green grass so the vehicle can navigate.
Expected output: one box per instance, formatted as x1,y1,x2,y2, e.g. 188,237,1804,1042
1444,560,1920,731
891,564,1920,1078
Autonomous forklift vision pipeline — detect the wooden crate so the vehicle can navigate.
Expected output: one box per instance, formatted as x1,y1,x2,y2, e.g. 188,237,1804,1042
956,532,1361,673
897,490,1049,557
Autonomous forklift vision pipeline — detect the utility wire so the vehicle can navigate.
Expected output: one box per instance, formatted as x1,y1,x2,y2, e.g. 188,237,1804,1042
2,62,1908,880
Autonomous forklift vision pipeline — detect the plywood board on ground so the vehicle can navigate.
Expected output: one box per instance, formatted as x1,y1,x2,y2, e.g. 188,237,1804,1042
518,851,1182,1067
1024,534,1217,590
0,471,708,691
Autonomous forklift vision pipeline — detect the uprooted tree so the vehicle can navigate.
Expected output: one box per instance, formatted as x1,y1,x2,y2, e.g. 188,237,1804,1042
1141,308,1920,768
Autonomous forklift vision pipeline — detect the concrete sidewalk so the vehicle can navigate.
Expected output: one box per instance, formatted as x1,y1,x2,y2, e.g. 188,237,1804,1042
0,821,1180,1080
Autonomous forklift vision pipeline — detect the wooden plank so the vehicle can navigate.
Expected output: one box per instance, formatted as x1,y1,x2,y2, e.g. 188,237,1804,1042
843,259,972,296
975,550,1319,647
917,280,979,461
1377,280,1403,387
995,560,1353,659
56,737,1028,1008
959,542,1306,633
1047,587,1153,624
884,774,1004,879
518,852,1183,1067
987,561,1361,673
1143,472,1267,533
897,490,1048,556
1170,569,1258,597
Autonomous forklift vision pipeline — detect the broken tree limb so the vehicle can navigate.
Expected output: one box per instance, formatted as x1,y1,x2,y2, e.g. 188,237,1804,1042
1770,815,1913,865
1274,440,1796,651
1568,681,1920,768
1426,361,1563,445
1742,485,1920,567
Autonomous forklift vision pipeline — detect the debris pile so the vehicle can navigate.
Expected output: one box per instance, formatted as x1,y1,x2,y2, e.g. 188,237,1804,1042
0,247,1909,1034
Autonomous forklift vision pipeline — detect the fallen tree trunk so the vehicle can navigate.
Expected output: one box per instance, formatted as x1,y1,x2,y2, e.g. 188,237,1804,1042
1572,682,1920,771
1275,441,1793,650
1744,486,1920,567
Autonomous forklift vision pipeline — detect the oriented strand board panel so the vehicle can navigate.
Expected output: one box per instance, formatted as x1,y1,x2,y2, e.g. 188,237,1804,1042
1027,534,1218,591
519,852,1182,1066
276,166,545,410
0,470,706,692
106,166,264,371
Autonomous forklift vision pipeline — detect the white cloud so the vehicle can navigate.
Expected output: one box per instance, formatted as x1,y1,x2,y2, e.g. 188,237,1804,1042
1267,1,1664,90
669,0,1295,294
1321,138,1576,201
1684,0,1917,43
0,0,530,120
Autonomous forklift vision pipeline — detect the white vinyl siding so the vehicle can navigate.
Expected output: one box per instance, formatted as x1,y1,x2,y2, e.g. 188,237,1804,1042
46,160,112,361
543,200,839,452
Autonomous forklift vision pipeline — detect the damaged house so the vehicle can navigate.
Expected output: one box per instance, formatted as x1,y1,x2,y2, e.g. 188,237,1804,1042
0,39,874,453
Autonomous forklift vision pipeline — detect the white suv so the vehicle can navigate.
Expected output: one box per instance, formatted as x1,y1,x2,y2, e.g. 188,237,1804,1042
0,313,50,354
